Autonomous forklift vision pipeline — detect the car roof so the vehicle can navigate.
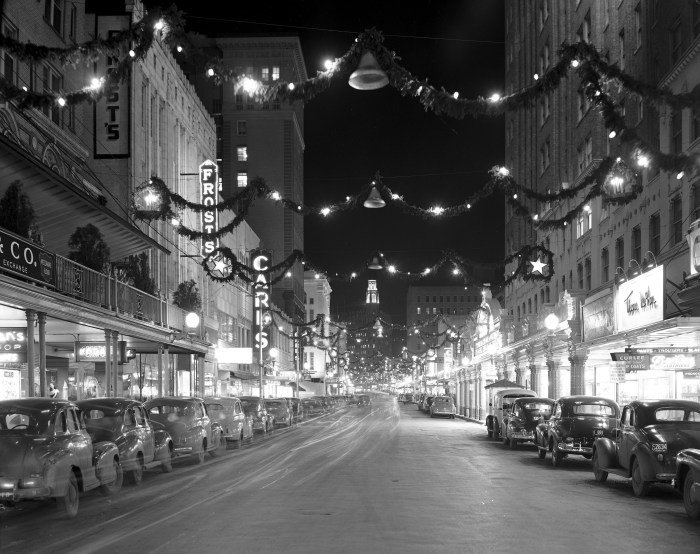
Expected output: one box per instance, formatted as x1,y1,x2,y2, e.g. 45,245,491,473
514,397,555,405
77,397,142,413
144,397,203,406
0,398,74,415
627,399,700,411
558,395,617,405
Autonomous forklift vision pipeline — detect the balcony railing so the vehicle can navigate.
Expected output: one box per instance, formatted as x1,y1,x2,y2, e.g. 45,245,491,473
52,255,189,333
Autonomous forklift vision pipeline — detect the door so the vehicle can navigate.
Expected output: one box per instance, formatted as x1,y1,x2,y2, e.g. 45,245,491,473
58,408,91,471
133,406,155,462
196,401,212,444
618,406,635,469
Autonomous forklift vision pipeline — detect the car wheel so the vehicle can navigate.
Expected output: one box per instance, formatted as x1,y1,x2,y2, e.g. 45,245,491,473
196,440,206,464
631,458,650,497
492,421,500,441
128,454,144,486
551,441,563,467
683,469,700,519
537,446,547,459
100,457,123,496
592,450,608,483
161,447,173,473
487,428,493,438
58,471,80,519
235,431,244,449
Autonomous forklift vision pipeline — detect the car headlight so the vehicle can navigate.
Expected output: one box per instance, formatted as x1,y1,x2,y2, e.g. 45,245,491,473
19,475,45,489
0,478,17,490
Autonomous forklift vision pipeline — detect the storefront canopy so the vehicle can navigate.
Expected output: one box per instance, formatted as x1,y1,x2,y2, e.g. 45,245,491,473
485,379,523,389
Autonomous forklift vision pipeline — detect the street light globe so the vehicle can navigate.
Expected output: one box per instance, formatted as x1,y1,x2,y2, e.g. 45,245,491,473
184,312,200,329
269,347,279,359
303,362,310,370
544,313,560,331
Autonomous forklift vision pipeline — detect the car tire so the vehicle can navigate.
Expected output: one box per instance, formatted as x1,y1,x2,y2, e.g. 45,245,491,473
487,427,493,438
100,457,123,496
161,447,173,473
235,431,244,449
631,458,650,497
683,469,700,519
537,446,547,459
551,441,563,467
58,471,80,519
128,454,144,486
592,450,608,482
492,420,500,441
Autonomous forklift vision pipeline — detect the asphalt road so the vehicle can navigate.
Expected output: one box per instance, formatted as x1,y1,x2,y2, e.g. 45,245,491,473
1,395,699,554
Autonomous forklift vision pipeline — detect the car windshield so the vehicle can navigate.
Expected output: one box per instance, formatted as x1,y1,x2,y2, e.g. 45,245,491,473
148,404,186,417
523,402,553,415
571,403,616,417
434,398,453,404
652,408,700,423
0,408,44,434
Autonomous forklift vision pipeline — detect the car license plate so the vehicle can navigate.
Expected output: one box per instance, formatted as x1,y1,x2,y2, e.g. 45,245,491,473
651,443,667,452
593,429,604,436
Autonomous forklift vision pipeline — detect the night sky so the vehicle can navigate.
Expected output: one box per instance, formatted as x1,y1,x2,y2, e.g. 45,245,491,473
154,1,505,321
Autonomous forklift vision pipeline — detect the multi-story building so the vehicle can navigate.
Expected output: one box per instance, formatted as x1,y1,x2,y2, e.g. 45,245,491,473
456,0,700,420
189,34,308,323
303,271,332,382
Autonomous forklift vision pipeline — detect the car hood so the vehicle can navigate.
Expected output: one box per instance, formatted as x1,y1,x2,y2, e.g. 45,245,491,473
0,435,44,478
645,424,700,453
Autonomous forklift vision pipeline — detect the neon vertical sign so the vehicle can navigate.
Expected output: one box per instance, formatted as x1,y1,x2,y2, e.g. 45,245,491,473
200,160,219,257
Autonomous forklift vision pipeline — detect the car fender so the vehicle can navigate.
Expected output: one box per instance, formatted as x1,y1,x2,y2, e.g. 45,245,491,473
114,434,141,471
485,415,493,428
630,443,658,481
535,423,548,447
675,449,700,491
44,458,76,497
153,429,173,462
593,438,618,468
93,441,120,475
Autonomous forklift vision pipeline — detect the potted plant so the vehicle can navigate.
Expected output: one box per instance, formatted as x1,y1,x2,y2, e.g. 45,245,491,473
113,252,156,295
172,279,202,312
0,180,42,243
67,224,111,272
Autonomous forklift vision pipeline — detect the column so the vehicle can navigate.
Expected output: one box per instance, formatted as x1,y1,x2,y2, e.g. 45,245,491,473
525,343,537,394
157,345,163,397
163,345,170,396
112,331,119,397
569,343,588,396
476,371,482,420
38,312,47,397
545,338,559,400
513,353,524,386
26,310,36,397
197,355,205,397
104,329,112,397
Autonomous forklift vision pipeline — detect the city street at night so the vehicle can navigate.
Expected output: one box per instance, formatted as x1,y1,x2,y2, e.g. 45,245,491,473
2,396,698,554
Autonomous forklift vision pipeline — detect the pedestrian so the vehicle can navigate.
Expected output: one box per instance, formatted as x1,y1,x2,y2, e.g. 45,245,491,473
48,383,58,399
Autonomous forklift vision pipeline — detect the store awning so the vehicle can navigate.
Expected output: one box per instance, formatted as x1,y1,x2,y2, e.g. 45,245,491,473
485,379,523,389
0,133,167,260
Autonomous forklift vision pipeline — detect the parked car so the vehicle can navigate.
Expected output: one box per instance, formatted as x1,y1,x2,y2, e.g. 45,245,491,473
536,395,619,467
419,395,434,413
502,397,555,449
487,388,537,440
416,394,426,410
357,394,371,407
675,448,700,519
77,397,174,485
317,396,336,413
144,397,225,464
239,396,272,433
301,397,325,418
204,396,254,448
592,400,700,497
285,397,304,423
0,399,122,518
430,396,456,419
265,399,292,428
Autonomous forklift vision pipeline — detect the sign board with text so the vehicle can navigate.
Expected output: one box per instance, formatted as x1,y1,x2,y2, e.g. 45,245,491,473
251,251,272,365
75,341,130,363
0,227,55,286
582,293,614,341
199,160,220,257
614,265,664,333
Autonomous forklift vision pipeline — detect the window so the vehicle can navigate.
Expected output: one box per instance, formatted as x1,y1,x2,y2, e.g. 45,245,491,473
309,298,314,305
236,120,247,135
619,29,626,70
236,146,247,161
416,307,421,315
604,0,610,28
538,0,549,31
539,42,550,75
671,196,683,244
272,66,280,81
601,247,609,282
539,139,550,173
42,66,62,125
237,172,248,188
670,21,683,65
635,4,642,49
235,93,243,110
632,225,641,263
261,67,269,81
0,20,18,85
671,110,683,154
637,98,644,126
45,0,62,34
68,3,76,41
309,309,314,320
616,237,624,271
577,263,584,289
585,258,591,290
576,214,585,238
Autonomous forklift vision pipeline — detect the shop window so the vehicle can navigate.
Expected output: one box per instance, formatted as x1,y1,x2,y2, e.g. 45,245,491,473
670,20,683,65
237,146,247,161
236,120,247,135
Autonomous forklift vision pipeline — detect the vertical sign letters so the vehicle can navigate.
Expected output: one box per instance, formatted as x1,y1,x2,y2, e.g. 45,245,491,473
252,251,271,363
200,160,219,257
94,15,130,158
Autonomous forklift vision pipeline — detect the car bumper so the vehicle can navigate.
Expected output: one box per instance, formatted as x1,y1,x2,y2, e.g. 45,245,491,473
510,430,535,440
655,473,675,481
0,486,52,502
557,443,593,455
173,445,195,455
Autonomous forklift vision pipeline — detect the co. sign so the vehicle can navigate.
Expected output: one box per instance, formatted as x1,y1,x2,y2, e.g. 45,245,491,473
252,251,271,357
0,227,55,286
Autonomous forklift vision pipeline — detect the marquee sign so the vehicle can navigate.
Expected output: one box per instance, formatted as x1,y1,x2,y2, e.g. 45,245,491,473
200,160,220,257
94,15,130,158
0,227,55,286
614,265,664,333
0,327,27,363
252,250,272,364
74,341,132,363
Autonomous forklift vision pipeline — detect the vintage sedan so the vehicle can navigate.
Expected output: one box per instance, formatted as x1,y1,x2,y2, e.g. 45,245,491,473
265,398,292,428
675,448,700,519
239,396,272,433
301,397,325,418
78,398,174,485
592,400,700,497
503,397,555,449
430,396,456,419
204,396,254,448
535,395,619,467
0,399,122,518
144,397,225,463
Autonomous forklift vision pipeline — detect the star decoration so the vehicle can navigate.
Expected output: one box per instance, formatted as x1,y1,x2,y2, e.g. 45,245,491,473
530,257,547,275
207,253,232,278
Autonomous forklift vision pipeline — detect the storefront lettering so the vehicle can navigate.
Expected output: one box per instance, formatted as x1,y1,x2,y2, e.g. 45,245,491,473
199,160,219,257
650,354,696,371
624,288,657,316
252,252,271,356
